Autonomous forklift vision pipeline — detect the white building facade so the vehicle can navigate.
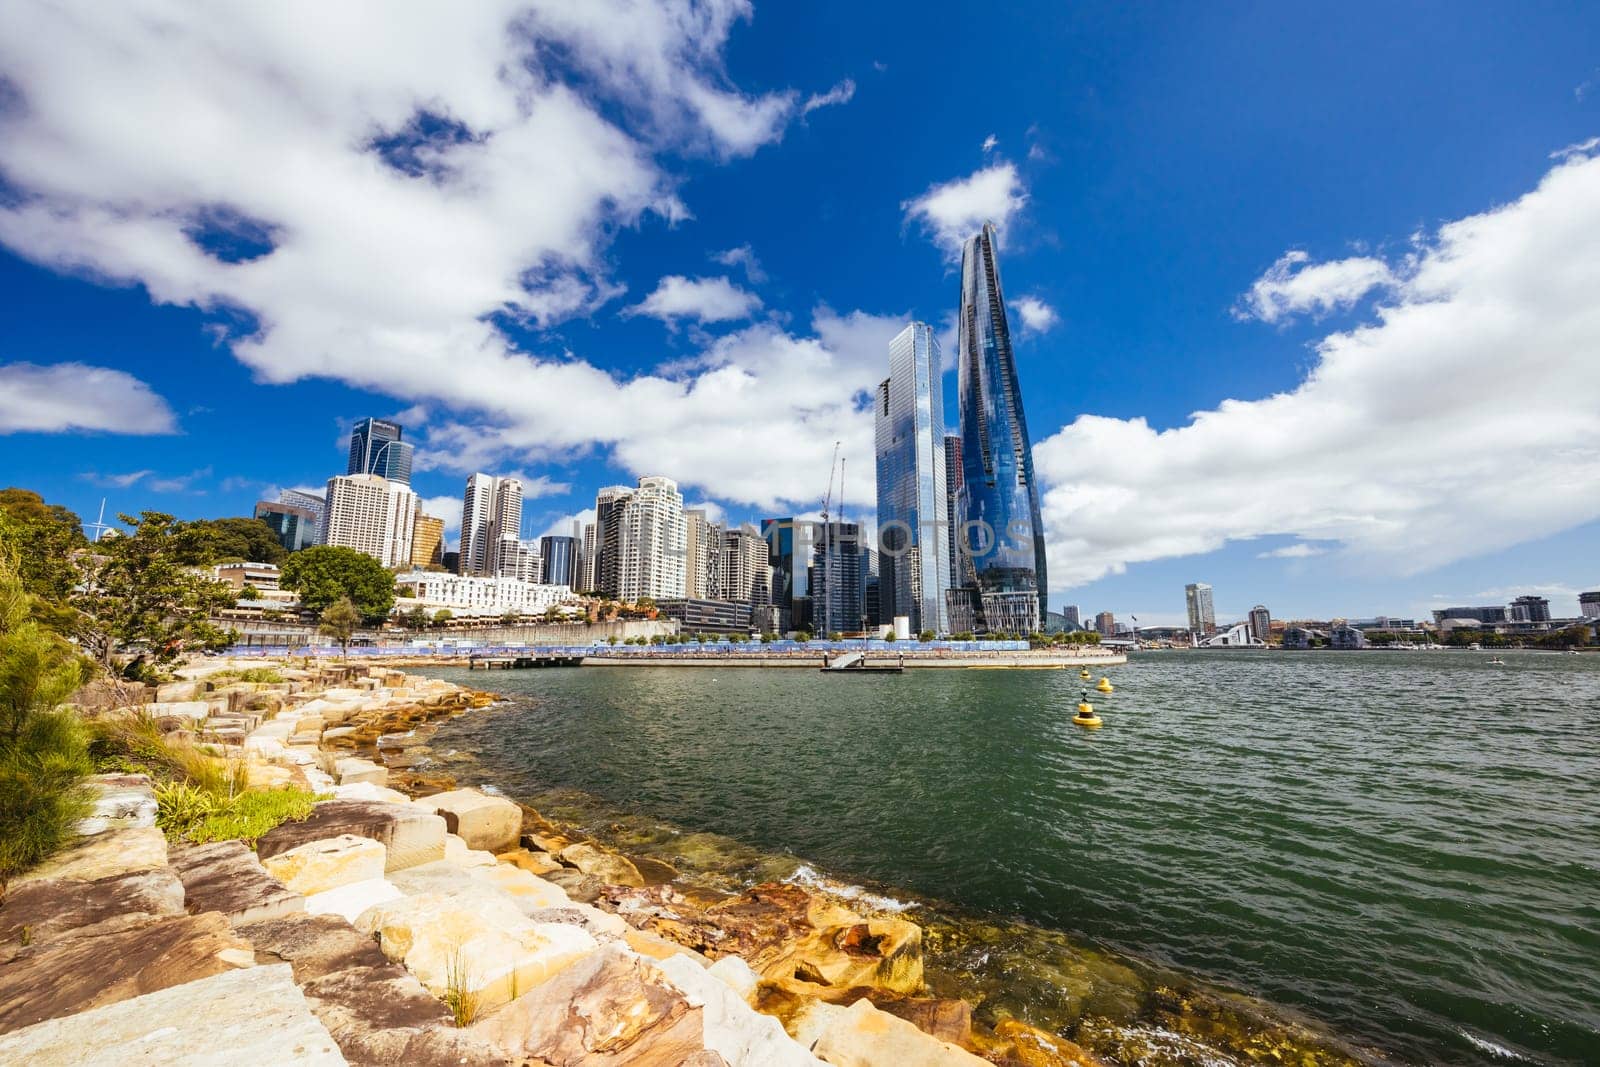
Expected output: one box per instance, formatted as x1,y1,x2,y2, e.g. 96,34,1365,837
323,473,416,568
394,572,571,617
616,476,686,601
1186,582,1216,635
460,473,523,578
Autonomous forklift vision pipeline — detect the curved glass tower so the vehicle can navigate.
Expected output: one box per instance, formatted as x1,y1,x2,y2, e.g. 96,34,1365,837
956,223,1047,633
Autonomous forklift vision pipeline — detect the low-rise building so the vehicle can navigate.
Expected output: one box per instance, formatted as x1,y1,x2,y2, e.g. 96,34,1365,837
393,571,571,618
215,561,280,592
655,598,754,635
1329,623,1368,649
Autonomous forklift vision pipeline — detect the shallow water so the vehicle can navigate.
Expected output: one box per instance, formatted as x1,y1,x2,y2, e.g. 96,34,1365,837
416,650,1600,1065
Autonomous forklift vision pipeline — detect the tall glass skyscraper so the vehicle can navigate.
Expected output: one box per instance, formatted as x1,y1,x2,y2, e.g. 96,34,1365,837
874,322,950,633
956,223,1047,633
347,417,414,485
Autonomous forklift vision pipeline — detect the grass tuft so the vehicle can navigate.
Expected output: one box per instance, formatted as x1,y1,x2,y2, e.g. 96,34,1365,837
155,780,322,846
443,945,481,1027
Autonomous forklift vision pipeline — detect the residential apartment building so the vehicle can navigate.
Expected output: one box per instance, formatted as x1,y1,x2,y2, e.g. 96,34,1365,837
615,476,687,601
460,473,522,578
1185,582,1216,635
322,473,415,568
1249,605,1272,644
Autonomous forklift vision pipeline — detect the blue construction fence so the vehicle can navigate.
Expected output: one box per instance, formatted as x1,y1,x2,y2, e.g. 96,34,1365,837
222,638,1033,657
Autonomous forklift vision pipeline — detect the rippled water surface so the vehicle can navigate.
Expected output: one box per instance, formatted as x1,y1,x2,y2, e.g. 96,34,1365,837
419,651,1600,1064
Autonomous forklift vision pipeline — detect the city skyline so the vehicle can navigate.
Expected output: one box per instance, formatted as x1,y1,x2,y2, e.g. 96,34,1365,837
3,3,1599,627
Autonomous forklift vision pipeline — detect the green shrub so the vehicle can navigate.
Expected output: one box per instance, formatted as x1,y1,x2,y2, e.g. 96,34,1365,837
87,713,238,797
156,782,321,846
203,667,285,685
0,556,94,883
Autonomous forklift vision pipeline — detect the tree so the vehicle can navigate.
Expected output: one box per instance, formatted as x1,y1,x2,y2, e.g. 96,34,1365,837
918,629,935,642
432,609,453,627
883,630,897,643
280,545,395,617
319,597,362,660
829,631,843,642
0,553,93,883
403,605,431,631
760,632,775,644
0,488,88,630
501,610,520,625
729,632,746,644
239,584,262,602
73,512,237,676
178,517,286,566
796,630,812,644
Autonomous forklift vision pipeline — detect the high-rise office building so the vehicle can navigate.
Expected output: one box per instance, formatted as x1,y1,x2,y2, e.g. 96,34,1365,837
322,473,415,568
460,474,523,577
410,510,445,569
812,521,865,635
1509,595,1552,623
1186,583,1217,635
540,535,578,587
615,476,686,601
1249,605,1272,644
955,223,1047,633
763,517,812,633
943,435,963,592
255,500,320,553
1580,591,1600,619
1095,611,1116,637
592,486,634,598
1062,604,1082,631
347,418,414,485
721,525,772,606
684,509,721,599
874,322,951,634
277,489,327,543
579,522,597,591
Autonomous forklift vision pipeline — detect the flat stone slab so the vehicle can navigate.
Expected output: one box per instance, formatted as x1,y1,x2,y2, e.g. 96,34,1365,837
419,789,522,853
262,834,386,896
10,826,167,886
0,962,346,1066
0,867,184,963
257,800,446,873
170,840,305,925
74,773,158,835
0,911,256,1033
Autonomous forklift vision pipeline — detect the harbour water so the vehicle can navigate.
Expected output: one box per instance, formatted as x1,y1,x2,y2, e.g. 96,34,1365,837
413,650,1600,1065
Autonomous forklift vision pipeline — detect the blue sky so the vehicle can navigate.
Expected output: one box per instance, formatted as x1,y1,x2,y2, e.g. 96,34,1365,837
2,1,1598,625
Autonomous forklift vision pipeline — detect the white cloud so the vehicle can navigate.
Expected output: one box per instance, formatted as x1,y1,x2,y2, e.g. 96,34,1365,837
417,495,465,534
1257,543,1326,559
625,275,762,324
539,507,594,539
0,362,176,435
1234,250,1395,323
902,163,1028,259
801,78,855,116
981,134,997,153
1551,136,1600,160
710,244,767,283
80,470,155,489
1034,144,1600,589
1009,295,1059,335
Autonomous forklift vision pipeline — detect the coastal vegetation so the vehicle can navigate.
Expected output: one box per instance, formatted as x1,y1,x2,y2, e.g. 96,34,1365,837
154,780,320,845
279,544,396,617
0,553,93,885
318,597,363,659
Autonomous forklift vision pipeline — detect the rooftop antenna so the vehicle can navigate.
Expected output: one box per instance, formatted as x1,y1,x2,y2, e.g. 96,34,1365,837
86,498,112,543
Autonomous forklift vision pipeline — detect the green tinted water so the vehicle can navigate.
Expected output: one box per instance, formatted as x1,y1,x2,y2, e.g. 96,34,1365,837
417,650,1600,1065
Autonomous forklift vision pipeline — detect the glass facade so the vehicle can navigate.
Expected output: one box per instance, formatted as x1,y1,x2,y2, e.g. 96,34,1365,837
761,517,812,633
347,417,414,485
539,535,577,587
956,223,1047,632
874,322,950,633
811,521,864,635
254,501,318,552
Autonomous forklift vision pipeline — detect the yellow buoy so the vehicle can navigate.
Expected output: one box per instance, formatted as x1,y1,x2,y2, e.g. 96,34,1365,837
1073,699,1102,728
1096,676,1114,693
1079,668,1091,680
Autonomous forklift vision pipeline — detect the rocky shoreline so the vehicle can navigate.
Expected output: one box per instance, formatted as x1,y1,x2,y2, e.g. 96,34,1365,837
0,657,1385,1066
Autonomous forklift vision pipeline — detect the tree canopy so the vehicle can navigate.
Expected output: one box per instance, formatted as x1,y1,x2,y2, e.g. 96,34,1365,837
280,546,395,618
0,488,86,611
177,517,286,566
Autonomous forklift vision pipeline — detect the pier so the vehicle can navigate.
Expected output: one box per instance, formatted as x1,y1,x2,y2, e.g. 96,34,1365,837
467,654,584,670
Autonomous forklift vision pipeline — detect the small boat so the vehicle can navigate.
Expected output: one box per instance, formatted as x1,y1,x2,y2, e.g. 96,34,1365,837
1488,657,1506,665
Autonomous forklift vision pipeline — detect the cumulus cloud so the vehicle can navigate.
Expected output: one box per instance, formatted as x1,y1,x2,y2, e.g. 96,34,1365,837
416,495,465,534
0,2,882,514
902,162,1028,259
1035,145,1600,589
1257,543,1326,559
981,134,998,152
625,275,762,324
1009,295,1058,335
1234,250,1395,323
801,78,855,116
710,244,767,283
0,362,176,435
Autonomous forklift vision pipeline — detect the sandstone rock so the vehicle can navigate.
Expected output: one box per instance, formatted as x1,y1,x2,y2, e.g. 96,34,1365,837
155,680,200,702
542,866,604,902
0,868,184,963
170,840,305,925
421,789,522,853
264,834,387,896
467,861,573,909
560,841,645,887
498,847,563,876
355,892,598,1012
471,942,708,1065
74,773,158,835
333,781,412,805
993,1018,1110,1067
146,699,211,722
387,858,572,916
706,955,761,1002
257,799,447,872
10,826,166,887
0,911,256,1032
307,878,404,923
879,998,973,1047
0,962,345,1065
335,757,388,787
446,833,500,868
657,952,825,1066
808,998,989,1067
